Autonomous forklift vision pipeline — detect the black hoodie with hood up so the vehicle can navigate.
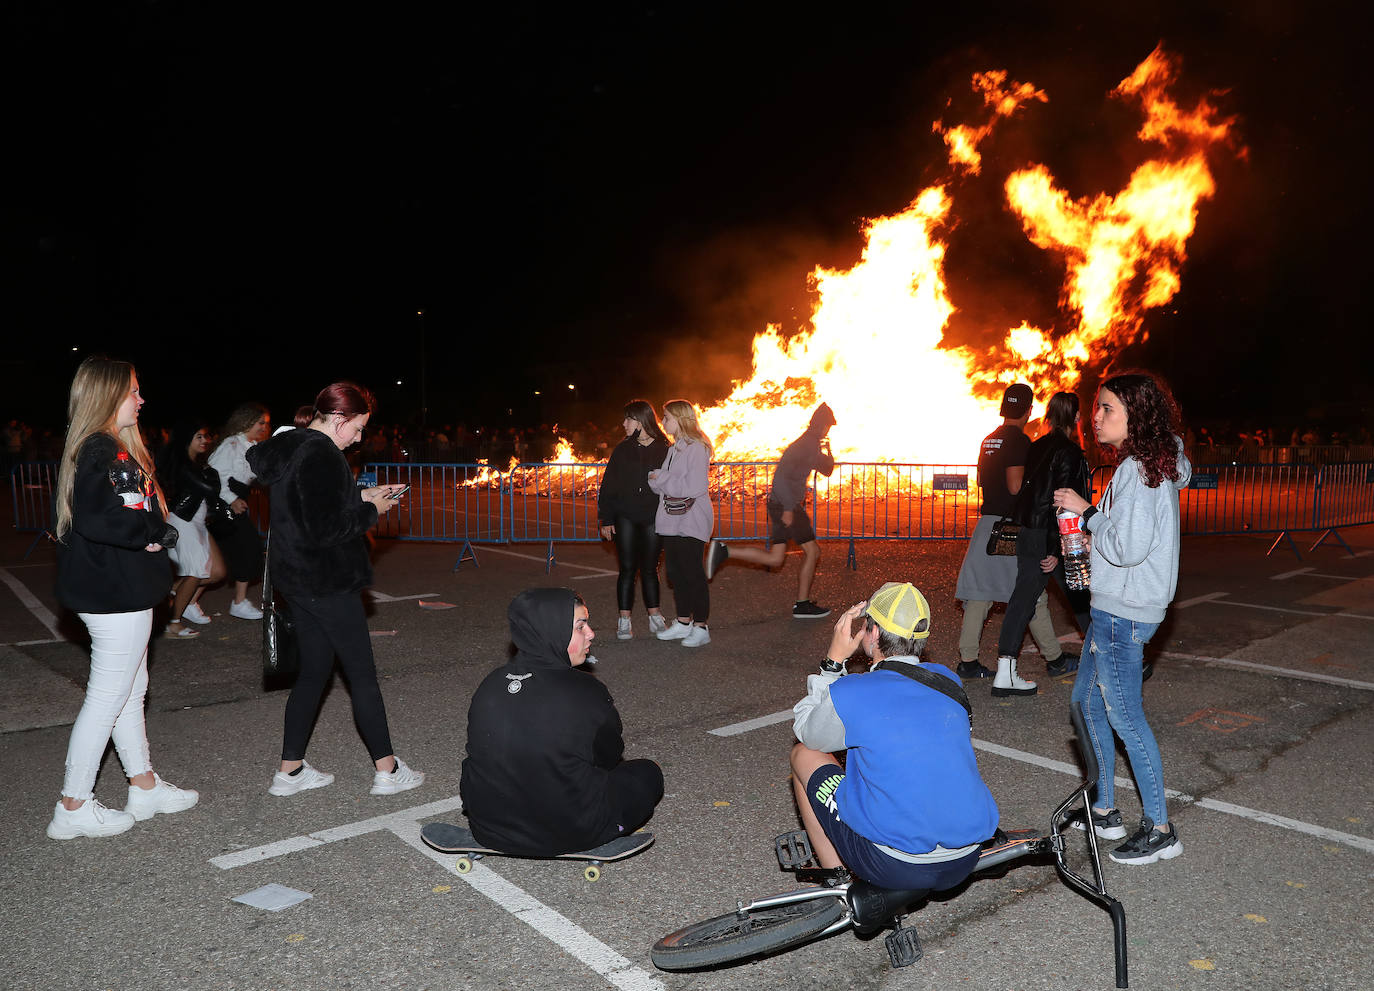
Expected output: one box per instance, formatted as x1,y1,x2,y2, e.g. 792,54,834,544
459,588,627,856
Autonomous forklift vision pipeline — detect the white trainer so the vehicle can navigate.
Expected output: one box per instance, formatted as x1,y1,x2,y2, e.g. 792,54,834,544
647,614,668,635
125,773,199,821
656,620,693,641
47,799,136,840
229,599,264,620
268,760,335,797
617,617,632,640
370,757,425,796
182,602,211,625
682,625,711,647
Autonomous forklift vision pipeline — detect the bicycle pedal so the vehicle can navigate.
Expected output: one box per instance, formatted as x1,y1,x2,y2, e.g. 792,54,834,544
885,925,923,968
774,830,814,870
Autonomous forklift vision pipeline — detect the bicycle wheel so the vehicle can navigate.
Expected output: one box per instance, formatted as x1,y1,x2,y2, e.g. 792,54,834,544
651,896,849,970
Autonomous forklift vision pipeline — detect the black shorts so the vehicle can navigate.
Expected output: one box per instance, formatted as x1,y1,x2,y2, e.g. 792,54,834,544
768,501,816,546
803,765,981,891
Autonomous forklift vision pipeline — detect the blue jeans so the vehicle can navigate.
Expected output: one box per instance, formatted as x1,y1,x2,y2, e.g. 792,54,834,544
1071,608,1168,826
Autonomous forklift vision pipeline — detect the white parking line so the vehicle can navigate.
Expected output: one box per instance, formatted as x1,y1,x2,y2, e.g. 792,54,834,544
0,567,60,639
1212,599,1374,621
708,710,795,736
1270,567,1314,580
1158,650,1374,691
475,545,618,577
212,797,665,991
1175,591,1229,609
389,819,665,991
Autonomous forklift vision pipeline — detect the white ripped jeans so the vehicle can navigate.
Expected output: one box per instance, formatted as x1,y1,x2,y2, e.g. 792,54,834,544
61,610,154,802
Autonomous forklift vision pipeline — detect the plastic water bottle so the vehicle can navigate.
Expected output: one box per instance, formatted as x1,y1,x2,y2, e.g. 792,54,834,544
108,451,147,510
1057,508,1091,590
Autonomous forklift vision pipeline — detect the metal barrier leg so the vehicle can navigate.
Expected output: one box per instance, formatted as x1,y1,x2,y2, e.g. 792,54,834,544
24,529,55,560
847,538,858,571
1265,531,1300,560
546,538,557,573
452,541,479,572
1309,529,1355,556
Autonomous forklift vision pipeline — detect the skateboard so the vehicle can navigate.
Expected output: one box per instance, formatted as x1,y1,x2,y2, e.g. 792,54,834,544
420,822,654,881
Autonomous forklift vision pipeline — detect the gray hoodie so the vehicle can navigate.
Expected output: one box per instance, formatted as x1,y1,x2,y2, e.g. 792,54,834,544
1083,438,1192,623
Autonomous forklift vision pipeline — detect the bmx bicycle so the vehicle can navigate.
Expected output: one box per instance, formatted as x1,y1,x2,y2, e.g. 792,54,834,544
651,702,1130,988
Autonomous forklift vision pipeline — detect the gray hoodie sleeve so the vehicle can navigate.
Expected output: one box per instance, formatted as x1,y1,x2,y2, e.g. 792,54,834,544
792,670,848,752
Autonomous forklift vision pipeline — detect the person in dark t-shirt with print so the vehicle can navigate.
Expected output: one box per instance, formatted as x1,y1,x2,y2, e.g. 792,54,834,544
953,383,1073,695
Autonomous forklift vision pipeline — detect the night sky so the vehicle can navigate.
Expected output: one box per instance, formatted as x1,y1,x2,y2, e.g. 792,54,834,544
10,3,1371,435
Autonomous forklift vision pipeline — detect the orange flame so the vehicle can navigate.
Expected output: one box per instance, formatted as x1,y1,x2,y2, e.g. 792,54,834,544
692,47,1239,465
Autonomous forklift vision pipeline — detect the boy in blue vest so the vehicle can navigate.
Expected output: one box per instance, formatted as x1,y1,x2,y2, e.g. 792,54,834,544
790,582,1000,890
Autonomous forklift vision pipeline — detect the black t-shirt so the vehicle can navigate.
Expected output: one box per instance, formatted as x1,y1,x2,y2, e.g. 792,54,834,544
977,424,1030,516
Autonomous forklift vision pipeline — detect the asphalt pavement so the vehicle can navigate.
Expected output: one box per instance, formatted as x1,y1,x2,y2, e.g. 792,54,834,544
2,509,1372,991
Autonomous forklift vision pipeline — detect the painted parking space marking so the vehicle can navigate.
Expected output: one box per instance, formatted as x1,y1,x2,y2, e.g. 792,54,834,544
1157,650,1374,691
706,712,1374,854
212,797,664,991
388,819,665,991
1211,599,1374,621
1271,567,1315,580
1175,591,1229,608
0,567,60,639
472,544,618,577
708,709,795,736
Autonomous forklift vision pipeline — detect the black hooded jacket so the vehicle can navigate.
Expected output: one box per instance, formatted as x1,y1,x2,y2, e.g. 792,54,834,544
459,589,626,856
1010,430,1091,558
245,428,378,597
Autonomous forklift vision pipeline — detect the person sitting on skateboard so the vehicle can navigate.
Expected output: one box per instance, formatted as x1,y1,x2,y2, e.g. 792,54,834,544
460,588,664,856
791,582,1000,891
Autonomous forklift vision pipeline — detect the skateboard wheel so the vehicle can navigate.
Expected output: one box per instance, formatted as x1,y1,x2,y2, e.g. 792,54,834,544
454,857,473,875
583,865,601,882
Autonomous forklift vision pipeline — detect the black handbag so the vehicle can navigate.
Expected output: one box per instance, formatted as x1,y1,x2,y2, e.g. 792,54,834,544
261,529,299,680
986,517,1020,556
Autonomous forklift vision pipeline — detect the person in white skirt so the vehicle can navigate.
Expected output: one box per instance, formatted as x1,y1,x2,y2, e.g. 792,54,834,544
156,420,228,637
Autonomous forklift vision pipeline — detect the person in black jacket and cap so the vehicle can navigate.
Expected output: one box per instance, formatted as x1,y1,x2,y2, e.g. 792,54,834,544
460,588,664,856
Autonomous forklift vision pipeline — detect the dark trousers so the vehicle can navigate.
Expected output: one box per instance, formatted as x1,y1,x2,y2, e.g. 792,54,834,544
210,511,262,583
600,758,665,843
613,516,662,612
281,591,394,762
662,535,709,622
997,529,1091,658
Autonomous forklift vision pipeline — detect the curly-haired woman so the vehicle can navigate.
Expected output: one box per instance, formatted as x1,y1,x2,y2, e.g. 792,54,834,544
1054,372,1191,866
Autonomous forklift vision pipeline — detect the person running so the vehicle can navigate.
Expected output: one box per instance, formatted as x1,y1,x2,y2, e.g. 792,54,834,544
597,401,670,640
953,383,1073,692
48,356,199,839
1054,371,1190,865
460,588,664,855
705,403,837,619
791,583,1000,889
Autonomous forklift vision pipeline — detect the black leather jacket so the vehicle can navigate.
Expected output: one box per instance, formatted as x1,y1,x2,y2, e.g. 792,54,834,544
1011,431,1090,557
171,462,224,522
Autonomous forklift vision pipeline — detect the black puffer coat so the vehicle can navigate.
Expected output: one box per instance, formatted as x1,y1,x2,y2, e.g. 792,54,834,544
245,428,378,597
1011,430,1091,558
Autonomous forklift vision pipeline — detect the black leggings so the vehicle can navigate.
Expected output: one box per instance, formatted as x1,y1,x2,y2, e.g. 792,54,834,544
613,516,662,611
281,591,394,762
662,535,709,622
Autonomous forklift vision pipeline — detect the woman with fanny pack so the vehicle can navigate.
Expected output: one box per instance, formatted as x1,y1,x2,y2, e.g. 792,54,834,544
647,399,714,648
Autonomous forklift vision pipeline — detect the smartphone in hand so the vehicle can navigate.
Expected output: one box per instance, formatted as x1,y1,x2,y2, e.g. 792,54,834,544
391,485,410,498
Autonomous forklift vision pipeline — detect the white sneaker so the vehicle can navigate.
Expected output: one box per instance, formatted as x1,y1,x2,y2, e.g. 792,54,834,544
125,773,199,821
182,602,211,625
229,599,264,620
370,757,425,796
656,620,693,641
47,799,136,840
682,625,711,647
647,614,668,635
268,760,335,797
617,617,633,640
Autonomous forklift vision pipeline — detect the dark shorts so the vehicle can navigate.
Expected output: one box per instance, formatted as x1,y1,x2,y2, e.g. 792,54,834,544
768,501,817,546
804,765,982,891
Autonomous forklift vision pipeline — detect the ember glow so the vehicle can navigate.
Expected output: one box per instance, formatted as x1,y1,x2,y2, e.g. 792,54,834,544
692,46,1238,465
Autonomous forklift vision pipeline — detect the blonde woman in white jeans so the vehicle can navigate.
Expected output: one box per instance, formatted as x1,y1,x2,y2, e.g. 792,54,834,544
48,356,199,839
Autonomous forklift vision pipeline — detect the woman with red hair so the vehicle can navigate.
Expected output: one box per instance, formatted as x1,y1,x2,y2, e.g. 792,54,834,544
1054,371,1191,866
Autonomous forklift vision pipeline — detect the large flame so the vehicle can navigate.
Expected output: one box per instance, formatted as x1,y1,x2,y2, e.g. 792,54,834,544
691,46,1239,466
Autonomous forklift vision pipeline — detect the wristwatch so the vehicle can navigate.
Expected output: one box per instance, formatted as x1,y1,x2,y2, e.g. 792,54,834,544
820,658,846,674
1081,505,1099,525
